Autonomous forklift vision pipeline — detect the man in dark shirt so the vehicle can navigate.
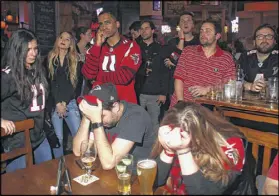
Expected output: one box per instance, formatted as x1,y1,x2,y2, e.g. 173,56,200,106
240,23,278,92
73,83,155,173
160,11,200,119
136,21,169,130
129,20,142,45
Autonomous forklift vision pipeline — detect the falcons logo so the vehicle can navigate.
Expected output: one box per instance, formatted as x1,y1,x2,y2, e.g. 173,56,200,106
131,53,140,65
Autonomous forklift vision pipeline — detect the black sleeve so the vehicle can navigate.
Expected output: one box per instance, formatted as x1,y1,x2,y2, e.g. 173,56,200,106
238,52,249,82
157,51,170,96
154,155,173,187
1,71,15,100
182,170,240,195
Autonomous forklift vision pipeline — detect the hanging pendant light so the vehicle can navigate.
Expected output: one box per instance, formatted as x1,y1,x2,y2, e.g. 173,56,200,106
6,10,13,22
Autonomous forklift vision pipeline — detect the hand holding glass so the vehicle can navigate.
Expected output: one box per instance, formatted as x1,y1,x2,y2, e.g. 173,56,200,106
80,139,97,182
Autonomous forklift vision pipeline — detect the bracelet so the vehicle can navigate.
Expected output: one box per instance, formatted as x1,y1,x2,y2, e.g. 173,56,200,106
164,149,175,157
177,148,191,156
91,122,103,129
179,38,184,40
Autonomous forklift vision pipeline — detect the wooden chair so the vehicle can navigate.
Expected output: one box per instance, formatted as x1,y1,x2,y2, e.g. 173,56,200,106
1,119,34,169
220,110,278,175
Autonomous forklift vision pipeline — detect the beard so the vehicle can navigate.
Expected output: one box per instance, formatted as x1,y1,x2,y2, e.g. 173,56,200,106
256,43,275,54
142,34,152,41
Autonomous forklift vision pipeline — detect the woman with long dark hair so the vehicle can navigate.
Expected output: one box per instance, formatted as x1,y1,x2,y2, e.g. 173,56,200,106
47,31,81,158
1,29,52,172
151,101,249,195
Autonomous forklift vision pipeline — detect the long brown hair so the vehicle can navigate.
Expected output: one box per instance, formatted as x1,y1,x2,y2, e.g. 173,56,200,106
151,101,246,185
48,31,78,88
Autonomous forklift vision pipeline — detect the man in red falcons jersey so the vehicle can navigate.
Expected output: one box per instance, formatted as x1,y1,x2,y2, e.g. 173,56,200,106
82,10,142,104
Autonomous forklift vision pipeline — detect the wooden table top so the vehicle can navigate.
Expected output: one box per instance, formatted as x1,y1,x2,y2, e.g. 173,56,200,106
194,93,278,117
1,154,165,195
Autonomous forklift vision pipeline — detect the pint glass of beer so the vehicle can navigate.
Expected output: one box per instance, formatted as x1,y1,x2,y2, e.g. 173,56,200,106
115,154,133,195
137,159,157,195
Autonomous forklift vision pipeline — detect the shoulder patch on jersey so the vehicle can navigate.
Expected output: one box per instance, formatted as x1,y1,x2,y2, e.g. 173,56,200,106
247,50,257,55
131,53,140,65
1,66,11,74
271,50,278,55
124,42,134,57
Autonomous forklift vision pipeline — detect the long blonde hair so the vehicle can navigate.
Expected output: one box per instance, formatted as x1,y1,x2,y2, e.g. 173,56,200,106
151,101,246,186
48,31,78,88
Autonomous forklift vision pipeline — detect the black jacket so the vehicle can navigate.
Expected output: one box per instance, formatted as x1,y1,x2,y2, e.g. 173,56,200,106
136,41,169,96
46,55,81,111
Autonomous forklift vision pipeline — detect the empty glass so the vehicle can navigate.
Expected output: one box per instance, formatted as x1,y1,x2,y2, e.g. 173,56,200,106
266,77,278,103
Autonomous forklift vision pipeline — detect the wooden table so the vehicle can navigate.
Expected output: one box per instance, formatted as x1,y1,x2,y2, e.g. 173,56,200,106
1,154,165,195
194,93,278,125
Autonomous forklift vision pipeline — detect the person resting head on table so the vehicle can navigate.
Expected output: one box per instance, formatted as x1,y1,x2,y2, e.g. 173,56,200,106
73,83,156,172
150,101,252,195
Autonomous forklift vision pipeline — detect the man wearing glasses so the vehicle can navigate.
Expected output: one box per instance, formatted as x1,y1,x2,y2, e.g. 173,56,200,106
240,23,278,92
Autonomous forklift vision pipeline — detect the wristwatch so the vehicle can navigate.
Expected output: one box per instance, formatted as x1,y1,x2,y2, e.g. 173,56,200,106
91,122,103,129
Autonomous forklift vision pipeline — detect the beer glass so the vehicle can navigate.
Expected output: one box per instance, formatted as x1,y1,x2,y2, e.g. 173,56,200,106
80,139,97,182
137,159,157,195
115,154,133,195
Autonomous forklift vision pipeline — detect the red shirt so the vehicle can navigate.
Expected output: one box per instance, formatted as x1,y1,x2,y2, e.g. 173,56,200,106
267,154,278,180
171,45,236,107
82,36,142,104
166,137,245,195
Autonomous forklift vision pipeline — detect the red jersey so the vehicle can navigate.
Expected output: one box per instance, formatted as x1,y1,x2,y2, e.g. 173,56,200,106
166,137,245,195
82,36,141,104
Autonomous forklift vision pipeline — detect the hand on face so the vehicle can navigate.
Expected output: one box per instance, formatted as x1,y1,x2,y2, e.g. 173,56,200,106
96,29,107,46
158,125,191,153
79,99,103,123
188,86,210,97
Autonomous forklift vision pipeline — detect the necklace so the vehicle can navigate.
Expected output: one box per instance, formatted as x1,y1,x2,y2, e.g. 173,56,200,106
257,53,269,68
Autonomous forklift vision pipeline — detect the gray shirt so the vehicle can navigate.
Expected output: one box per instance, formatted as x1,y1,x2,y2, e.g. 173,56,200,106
105,101,156,171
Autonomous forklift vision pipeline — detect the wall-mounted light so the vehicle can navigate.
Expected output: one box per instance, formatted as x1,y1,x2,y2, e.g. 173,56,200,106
1,15,6,29
6,10,13,22
224,25,228,33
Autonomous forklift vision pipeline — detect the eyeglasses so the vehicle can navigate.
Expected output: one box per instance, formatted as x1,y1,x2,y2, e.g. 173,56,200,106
256,34,274,40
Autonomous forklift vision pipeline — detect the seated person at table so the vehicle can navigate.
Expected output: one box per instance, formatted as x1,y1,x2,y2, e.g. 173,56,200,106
262,154,278,195
1,29,52,172
151,101,253,195
240,23,278,92
73,83,156,171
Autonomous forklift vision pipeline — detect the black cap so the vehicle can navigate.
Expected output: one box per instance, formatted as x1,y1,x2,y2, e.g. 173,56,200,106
77,83,119,107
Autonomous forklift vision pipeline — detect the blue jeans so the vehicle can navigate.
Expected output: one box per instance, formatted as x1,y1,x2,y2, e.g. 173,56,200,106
51,99,81,158
5,137,52,173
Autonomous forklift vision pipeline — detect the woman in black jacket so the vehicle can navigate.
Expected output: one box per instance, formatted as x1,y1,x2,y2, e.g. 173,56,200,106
1,29,52,172
47,31,81,158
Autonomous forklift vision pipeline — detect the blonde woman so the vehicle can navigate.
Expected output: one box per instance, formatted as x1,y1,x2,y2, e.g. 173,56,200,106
47,31,81,158
151,101,253,195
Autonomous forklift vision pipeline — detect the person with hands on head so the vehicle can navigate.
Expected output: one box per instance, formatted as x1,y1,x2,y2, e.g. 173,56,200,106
73,83,156,172
1,29,52,172
82,10,141,104
151,101,249,195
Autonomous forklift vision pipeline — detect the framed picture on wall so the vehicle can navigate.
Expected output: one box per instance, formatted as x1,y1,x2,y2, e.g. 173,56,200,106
153,0,161,11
